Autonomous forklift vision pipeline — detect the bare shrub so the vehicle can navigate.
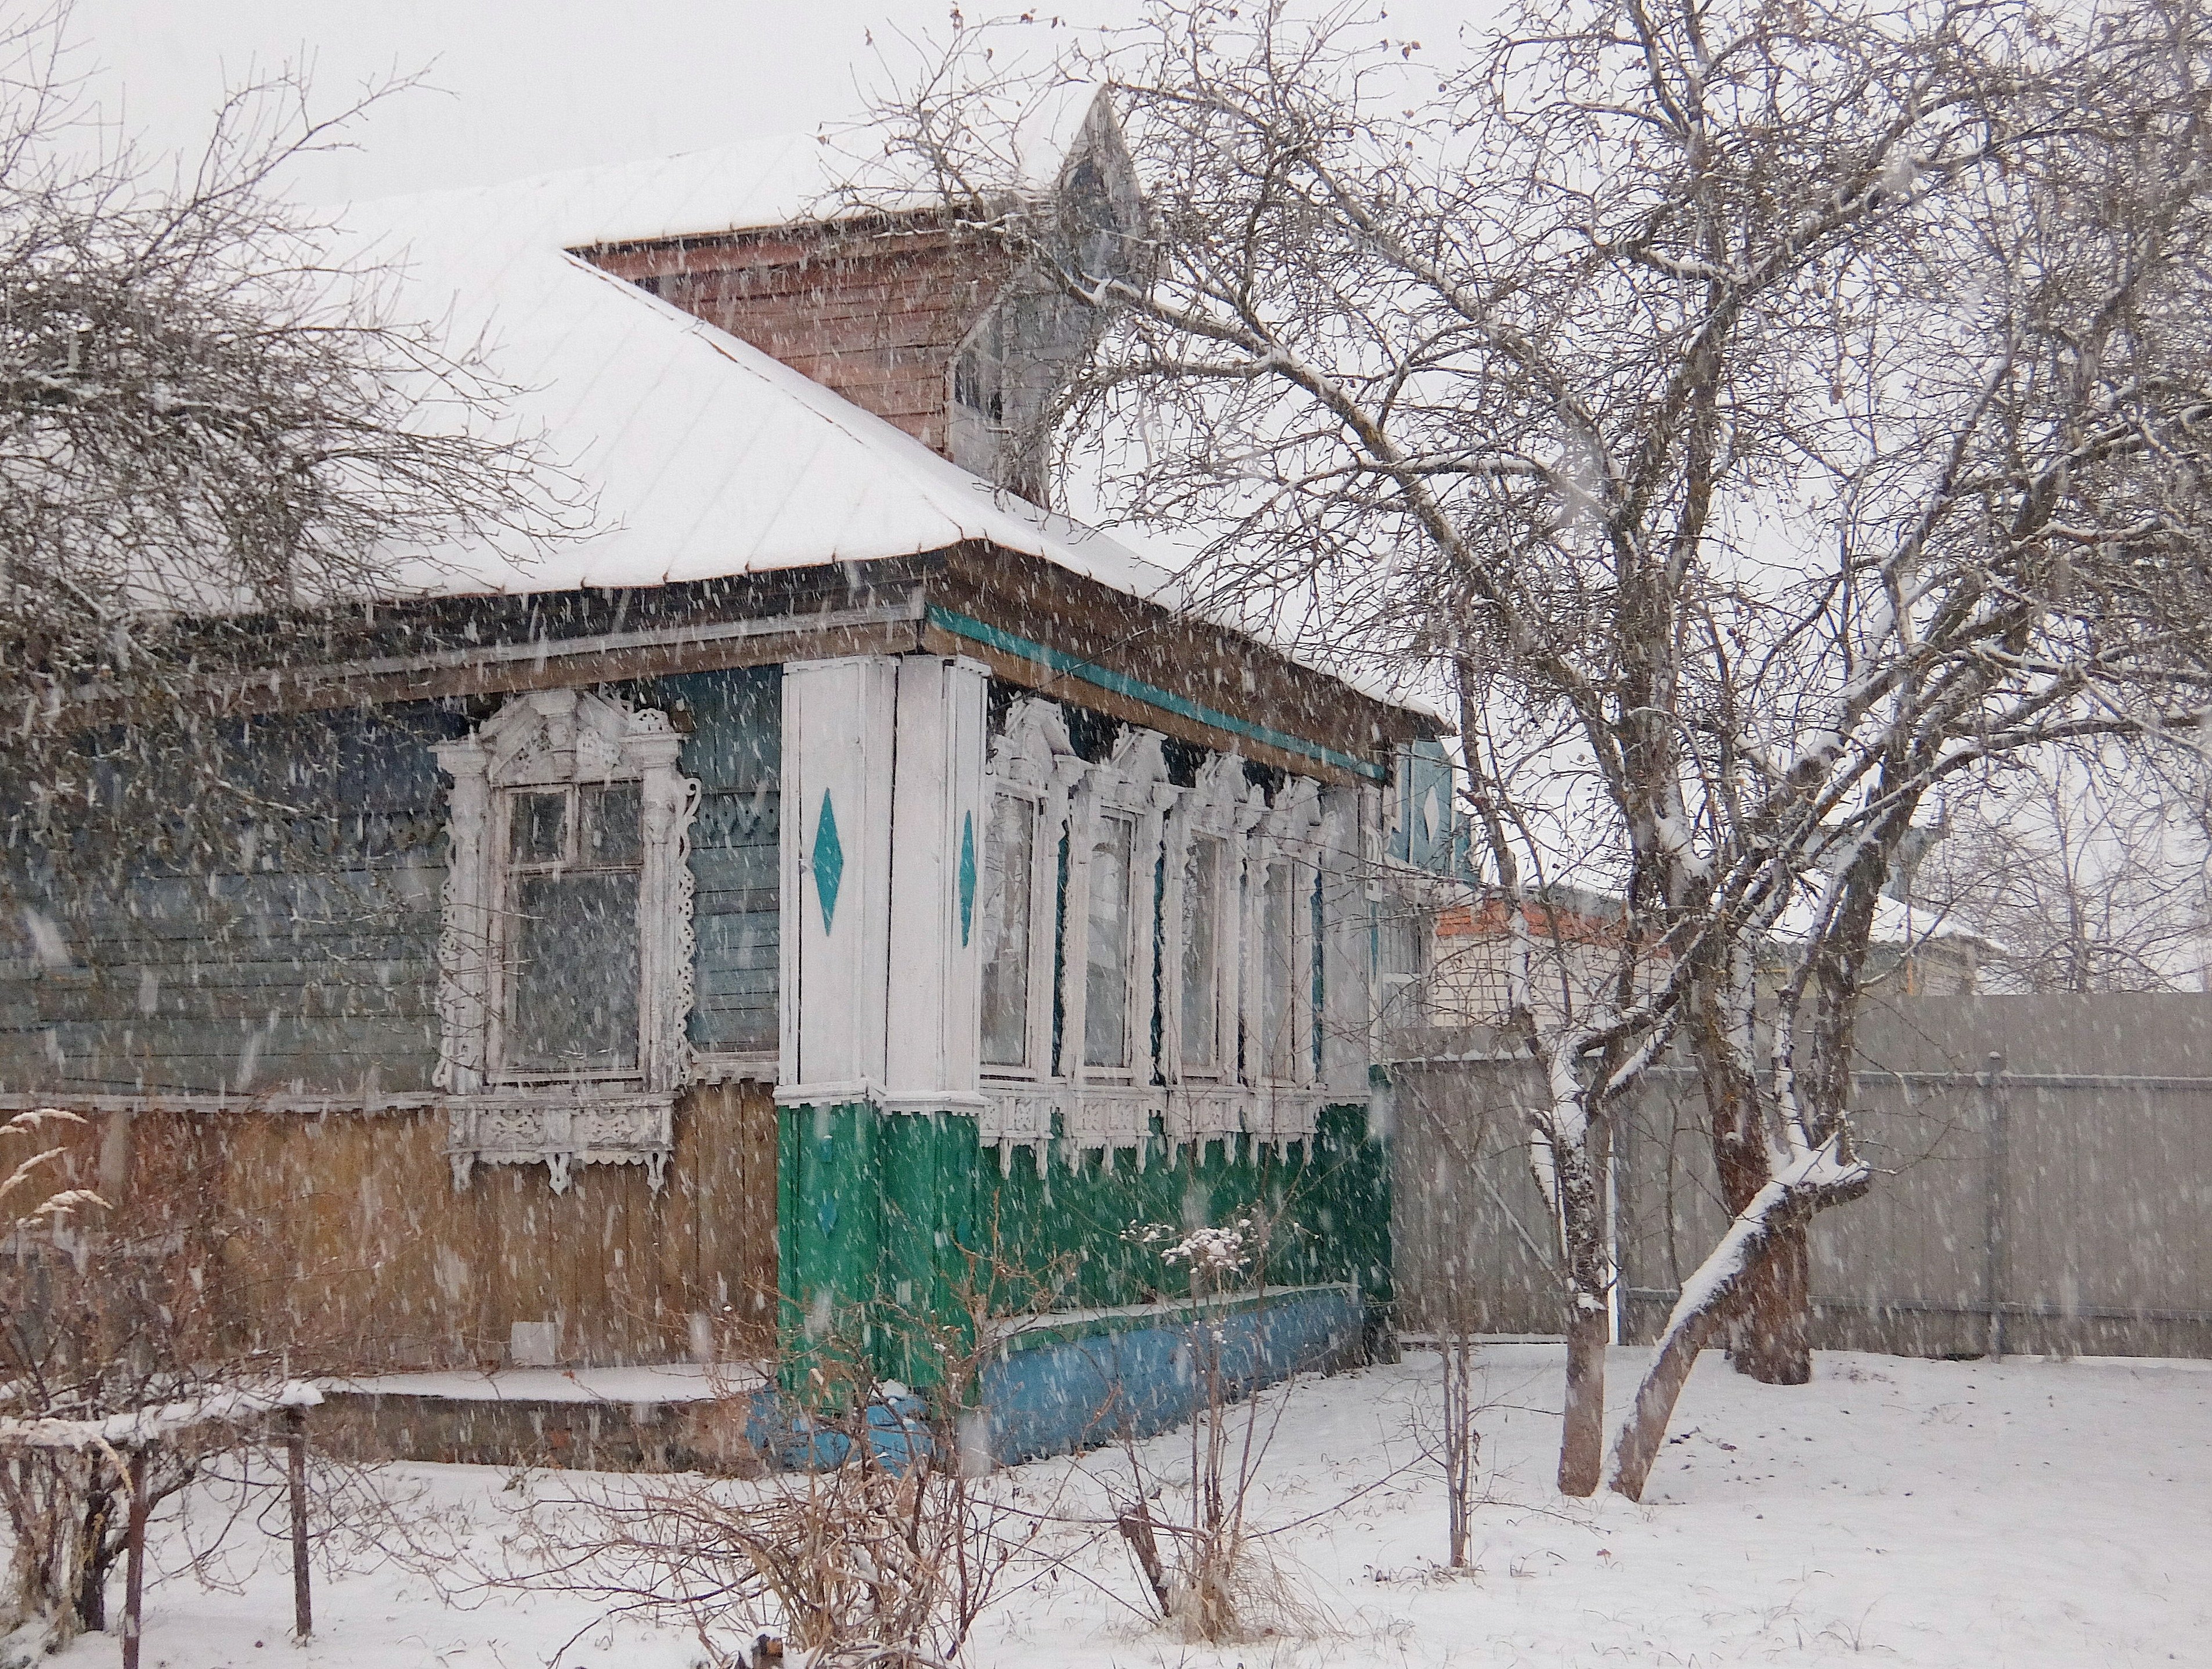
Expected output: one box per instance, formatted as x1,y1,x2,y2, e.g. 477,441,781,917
1109,1216,1330,1644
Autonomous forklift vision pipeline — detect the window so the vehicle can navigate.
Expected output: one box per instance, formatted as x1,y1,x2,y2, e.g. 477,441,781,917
433,688,698,1104
975,694,1345,1168
1179,835,1225,1074
501,782,643,1074
1254,857,1323,1085
1261,861,1297,1080
980,792,1037,1069
1083,813,1137,1070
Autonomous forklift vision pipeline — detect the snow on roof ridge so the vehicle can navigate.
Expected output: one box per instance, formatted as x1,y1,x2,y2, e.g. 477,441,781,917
344,84,1106,252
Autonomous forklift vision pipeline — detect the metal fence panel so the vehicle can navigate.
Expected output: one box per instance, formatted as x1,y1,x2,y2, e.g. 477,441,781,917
1390,995,2212,1360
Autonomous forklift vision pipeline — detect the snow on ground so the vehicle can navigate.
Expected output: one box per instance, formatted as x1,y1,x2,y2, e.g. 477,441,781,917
50,1345,2211,1669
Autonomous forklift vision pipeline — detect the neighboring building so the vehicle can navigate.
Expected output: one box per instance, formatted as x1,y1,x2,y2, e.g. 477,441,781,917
0,101,1442,1462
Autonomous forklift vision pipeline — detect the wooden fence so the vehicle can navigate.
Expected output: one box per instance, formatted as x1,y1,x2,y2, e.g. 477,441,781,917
1388,994,2212,1360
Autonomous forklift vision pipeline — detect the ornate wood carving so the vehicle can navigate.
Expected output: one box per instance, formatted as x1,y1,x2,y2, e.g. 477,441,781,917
433,689,701,1191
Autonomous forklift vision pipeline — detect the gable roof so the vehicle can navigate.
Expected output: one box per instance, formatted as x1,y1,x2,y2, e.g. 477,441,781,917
341,113,1170,602
334,106,1443,731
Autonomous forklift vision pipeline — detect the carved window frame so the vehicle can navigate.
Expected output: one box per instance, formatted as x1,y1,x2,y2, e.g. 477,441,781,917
1160,752,1263,1088
432,689,700,1191
977,698,1082,1083
1059,728,1174,1089
1246,776,1325,1092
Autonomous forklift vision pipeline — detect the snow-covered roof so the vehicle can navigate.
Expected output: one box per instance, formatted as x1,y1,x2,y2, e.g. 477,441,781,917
341,143,1177,602
379,89,1098,254
333,106,1439,729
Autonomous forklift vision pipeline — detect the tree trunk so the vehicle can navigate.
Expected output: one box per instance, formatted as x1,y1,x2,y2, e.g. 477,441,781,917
74,1482,110,1633
1610,1194,1798,1500
1712,1092,1813,1385
1726,1220,1811,1384
1557,1304,1608,1495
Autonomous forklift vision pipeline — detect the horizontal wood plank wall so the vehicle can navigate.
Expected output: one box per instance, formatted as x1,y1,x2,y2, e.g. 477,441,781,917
0,701,466,1099
640,667,782,1056
17,1083,780,1370
1,668,782,1092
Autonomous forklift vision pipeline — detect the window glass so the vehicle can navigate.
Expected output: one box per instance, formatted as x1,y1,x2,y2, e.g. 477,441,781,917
580,781,643,866
508,872,641,1070
1181,836,1223,1071
510,790,566,866
1083,814,1135,1069
980,793,1035,1068
1262,861,1298,1079
504,783,642,1073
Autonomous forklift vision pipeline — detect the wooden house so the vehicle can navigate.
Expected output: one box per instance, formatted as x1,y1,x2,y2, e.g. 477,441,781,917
0,99,1441,1462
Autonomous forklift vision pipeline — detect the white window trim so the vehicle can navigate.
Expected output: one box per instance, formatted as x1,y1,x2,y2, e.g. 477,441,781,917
1059,727,1173,1087
976,698,1339,1171
1248,776,1325,1090
978,698,1084,1082
433,689,700,1192
1161,751,1263,1092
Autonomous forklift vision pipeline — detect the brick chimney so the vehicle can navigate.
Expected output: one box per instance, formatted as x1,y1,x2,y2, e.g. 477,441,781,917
579,99,1142,505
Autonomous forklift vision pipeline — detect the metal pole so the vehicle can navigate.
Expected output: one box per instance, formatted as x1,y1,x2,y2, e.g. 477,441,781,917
285,1406,312,1640
121,1447,147,1669
1980,1051,2009,1361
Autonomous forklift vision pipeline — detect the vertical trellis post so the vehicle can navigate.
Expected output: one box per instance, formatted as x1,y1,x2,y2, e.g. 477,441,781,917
286,1406,312,1639
121,1447,148,1669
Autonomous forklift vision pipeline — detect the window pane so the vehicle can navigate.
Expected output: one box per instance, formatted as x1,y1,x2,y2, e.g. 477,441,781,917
510,790,567,867
508,870,640,1071
980,794,1035,1068
1262,862,1296,1079
1083,815,1135,1069
1181,837,1222,1071
580,781,643,867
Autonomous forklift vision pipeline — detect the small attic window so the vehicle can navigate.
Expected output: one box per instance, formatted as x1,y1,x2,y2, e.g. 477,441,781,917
954,345,1004,425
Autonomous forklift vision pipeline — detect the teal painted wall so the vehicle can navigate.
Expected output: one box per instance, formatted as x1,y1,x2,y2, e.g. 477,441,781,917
976,1106,1390,1314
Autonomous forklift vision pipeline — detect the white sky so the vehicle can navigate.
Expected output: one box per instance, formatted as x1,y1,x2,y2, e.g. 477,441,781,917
64,1,1484,203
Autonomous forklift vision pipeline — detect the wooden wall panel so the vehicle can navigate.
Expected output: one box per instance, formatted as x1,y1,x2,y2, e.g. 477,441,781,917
1,1088,781,1374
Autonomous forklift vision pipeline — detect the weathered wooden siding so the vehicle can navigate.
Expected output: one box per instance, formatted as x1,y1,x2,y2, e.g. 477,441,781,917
0,666,782,1092
19,1081,780,1368
588,226,1018,457
0,702,467,1097
647,667,781,1056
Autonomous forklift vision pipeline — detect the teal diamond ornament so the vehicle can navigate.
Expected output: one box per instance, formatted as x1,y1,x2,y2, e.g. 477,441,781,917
812,789,844,934
958,811,977,947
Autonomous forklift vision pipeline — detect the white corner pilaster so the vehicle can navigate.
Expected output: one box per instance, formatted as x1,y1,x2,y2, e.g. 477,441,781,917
884,655,991,1111
781,656,901,1101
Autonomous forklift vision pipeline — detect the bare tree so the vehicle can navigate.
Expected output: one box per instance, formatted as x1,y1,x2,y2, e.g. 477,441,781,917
0,2,579,891
0,6,581,1640
869,0,2212,1497
1914,752,2212,992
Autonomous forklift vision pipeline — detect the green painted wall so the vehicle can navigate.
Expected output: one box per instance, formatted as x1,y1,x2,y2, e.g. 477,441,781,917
976,1106,1390,1313
777,1100,1390,1395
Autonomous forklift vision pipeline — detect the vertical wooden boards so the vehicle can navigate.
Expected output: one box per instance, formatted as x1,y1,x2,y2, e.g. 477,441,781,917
676,1079,780,1357
13,1085,783,1371
780,658,900,1097
885,656,989,1108
971,1107,1391,1316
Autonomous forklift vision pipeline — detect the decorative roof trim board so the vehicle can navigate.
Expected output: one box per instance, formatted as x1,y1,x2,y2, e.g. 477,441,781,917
925,606,1390,783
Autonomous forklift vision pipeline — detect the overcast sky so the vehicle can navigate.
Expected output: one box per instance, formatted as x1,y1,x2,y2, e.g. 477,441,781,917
65,1,1484,204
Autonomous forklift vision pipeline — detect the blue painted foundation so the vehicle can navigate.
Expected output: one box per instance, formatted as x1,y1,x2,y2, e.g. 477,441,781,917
974,1285,1367,1466
736,1285,1368,1471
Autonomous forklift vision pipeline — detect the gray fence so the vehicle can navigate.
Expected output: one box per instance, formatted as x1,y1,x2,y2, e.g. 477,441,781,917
1387,994,2212,1360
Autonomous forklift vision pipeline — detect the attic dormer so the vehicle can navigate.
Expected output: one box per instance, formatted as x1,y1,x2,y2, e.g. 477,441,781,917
579,94,1145,505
